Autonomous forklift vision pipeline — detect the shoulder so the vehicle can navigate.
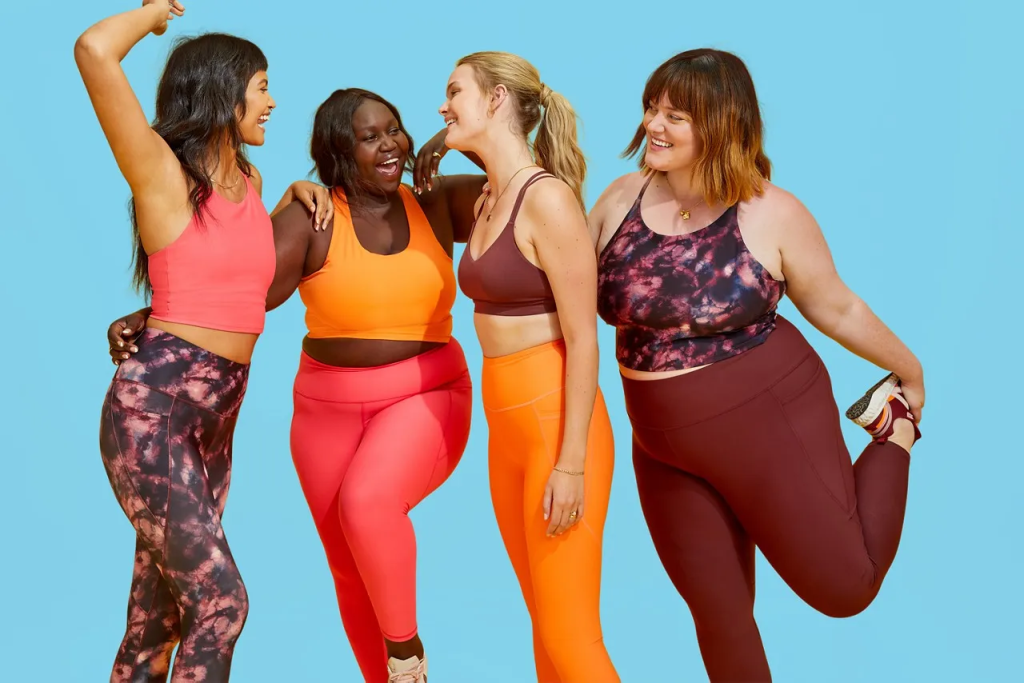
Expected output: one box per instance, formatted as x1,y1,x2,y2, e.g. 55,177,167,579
739,181,819,243
247,164,264,196
593,171,647,221
520,174,581,222
273,200,327,234
743,181,808,218
598,171,646,206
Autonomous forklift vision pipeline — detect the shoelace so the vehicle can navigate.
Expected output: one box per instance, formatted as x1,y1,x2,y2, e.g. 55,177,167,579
388,662,425,683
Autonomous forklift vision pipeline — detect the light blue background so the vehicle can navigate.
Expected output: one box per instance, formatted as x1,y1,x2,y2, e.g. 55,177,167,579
1,1,1019,681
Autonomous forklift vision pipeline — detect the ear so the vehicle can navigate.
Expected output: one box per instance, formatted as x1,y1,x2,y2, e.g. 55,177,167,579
488,84,509,116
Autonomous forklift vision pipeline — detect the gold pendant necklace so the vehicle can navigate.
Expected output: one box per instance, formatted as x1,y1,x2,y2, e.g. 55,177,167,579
679,200,702,220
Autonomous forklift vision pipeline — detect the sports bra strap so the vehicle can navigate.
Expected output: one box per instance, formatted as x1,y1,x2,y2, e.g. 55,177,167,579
507,171,556,225
634,172,655,205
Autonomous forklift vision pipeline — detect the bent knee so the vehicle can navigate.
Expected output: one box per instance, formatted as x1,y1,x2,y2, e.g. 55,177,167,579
338,485,403,526
187,572,249,644
818,589,877,619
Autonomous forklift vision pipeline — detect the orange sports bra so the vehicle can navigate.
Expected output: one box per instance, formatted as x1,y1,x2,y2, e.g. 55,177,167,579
297,185,456,342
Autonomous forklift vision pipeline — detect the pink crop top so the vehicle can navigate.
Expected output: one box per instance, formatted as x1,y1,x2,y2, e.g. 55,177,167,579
148,175,276,334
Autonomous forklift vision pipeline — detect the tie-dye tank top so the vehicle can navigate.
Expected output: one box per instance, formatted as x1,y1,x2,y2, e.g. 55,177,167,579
597,175,786,372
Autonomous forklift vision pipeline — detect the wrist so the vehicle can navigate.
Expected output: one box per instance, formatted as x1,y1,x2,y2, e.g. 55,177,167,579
144,2,167,27
900,358,923,383
555,450,586,472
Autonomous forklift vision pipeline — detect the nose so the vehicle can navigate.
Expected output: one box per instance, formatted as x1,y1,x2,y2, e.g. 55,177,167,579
438,101,448,116
268,95,276,110
646,113,664,134
379,134,397,152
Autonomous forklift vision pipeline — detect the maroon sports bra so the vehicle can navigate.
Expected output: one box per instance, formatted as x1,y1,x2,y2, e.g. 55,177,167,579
458,171,558,316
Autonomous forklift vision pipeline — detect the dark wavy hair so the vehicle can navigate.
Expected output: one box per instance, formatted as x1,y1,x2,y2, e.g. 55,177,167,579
309,88,416,210
129,33,268,297
623,49,772,207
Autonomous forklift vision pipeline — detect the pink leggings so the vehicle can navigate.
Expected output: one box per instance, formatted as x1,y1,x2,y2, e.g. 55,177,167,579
290,339,472,682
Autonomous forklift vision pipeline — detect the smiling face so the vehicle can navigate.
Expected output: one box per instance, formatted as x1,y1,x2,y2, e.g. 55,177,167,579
438,64,493,152
350,98,411,193
642,92,701,173
236,70,274,146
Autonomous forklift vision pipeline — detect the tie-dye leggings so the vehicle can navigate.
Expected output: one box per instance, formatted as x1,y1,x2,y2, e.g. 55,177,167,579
99,328,251,682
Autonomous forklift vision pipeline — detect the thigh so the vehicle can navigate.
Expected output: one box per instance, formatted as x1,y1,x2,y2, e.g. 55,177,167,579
520,395,613,631
486,412,535,607
632,434,756,613
100,386,174,553
344,383,473,510
160,414,247,611
697,358,872,606
290,391,365,521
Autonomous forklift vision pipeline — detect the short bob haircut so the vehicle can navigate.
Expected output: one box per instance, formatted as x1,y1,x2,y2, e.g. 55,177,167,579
623,49,771,207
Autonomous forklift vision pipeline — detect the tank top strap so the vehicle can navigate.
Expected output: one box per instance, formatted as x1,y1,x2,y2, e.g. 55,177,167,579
398,184,434,248
507,171,557,226
328,188,357,257
630,172,656,212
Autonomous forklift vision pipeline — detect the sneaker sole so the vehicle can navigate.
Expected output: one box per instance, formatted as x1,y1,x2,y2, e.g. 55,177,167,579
845,373,899,427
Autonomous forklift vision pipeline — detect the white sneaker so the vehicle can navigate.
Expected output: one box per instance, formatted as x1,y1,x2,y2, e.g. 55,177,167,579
387,654,427,683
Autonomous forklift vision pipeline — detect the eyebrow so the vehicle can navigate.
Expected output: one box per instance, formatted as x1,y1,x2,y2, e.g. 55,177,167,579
354,119,399,133
258,78,268,87
447,81,458,93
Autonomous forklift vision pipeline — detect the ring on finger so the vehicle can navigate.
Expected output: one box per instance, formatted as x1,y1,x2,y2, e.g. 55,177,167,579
432,151,442,159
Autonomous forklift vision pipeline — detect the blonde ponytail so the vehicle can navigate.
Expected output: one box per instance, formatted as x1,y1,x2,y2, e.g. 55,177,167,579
457,52,587,210
534,85,587,211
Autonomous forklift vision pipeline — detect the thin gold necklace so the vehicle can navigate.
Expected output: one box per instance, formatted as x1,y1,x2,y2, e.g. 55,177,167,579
214,174,243,190
486,165,535,221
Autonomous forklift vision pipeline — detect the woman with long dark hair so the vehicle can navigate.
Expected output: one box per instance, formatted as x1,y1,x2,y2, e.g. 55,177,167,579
76,3,328,681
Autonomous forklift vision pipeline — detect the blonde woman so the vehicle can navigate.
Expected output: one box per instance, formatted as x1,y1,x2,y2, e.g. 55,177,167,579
415,51,619,682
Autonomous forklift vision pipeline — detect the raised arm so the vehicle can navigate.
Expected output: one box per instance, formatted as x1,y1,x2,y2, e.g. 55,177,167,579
433,174,487,244
414,127,485,194
74,2,185,202
774,189,925,420
524,179,601,536
413,129,486,243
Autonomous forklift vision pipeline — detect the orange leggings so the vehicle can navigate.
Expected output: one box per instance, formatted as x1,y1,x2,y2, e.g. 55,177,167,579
482,340,619,683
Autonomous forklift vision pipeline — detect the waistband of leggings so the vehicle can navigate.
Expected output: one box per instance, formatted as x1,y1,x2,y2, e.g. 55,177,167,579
112,328,250,416
481,339,568,411
621,316,816,430
294,336,469,404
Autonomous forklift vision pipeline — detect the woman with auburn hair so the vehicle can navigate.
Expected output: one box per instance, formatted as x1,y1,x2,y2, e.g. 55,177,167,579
589,48,924,681
420,50,620,681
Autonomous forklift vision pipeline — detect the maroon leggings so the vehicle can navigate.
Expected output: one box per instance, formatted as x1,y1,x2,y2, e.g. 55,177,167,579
622,317,911,682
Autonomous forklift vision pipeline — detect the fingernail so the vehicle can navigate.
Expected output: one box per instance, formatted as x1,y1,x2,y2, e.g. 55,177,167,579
123,329,132,334
131,346,138,352
122,353,129,359
117,341,124,347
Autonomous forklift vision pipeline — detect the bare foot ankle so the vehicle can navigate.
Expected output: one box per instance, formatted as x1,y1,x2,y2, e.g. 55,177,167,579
385,634,424,661
888,418,917,454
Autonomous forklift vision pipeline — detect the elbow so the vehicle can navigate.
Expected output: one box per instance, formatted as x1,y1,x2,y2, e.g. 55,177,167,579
74,32,107,67
561,326,599,357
